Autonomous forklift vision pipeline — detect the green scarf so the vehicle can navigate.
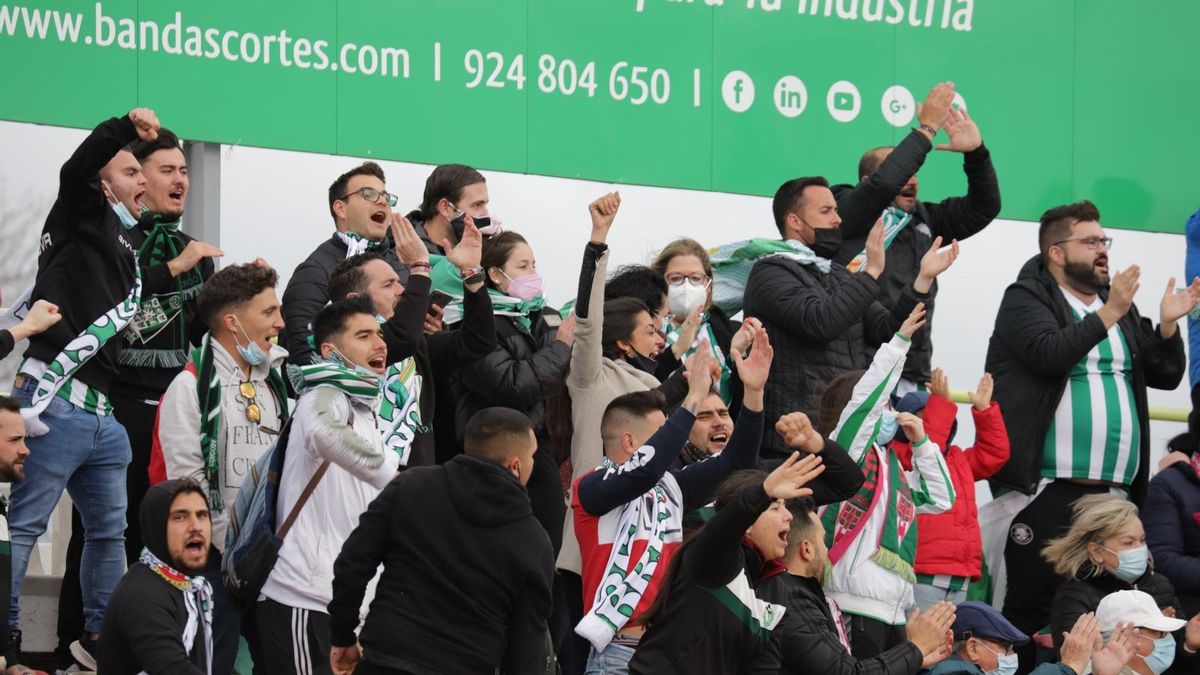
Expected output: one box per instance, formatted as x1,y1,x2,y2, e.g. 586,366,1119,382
845,207,913,274
377,357,424,465
487,289,547,331
192,334,289,512
708,238,833,315
123,216,205,368
664,316,731,402
429,255,467,323
291,359,383,408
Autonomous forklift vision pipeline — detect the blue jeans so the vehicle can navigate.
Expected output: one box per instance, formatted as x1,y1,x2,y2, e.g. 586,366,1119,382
584,641,636,675
9,375,131,634
912,582,968,611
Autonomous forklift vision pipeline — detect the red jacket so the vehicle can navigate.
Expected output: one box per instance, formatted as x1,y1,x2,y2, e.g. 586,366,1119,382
894,396,1009,579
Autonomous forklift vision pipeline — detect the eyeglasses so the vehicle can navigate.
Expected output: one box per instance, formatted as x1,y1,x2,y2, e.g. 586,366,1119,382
339,186,398,207
665,273,711,286
1054,236,1112,251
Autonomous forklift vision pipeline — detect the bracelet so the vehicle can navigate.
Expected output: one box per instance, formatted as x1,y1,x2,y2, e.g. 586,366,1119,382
459,266,482,278
918,124,937,137
462,270,485,286
409,261,431,271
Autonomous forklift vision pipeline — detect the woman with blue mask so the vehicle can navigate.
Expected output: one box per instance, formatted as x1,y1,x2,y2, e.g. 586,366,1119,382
1095,589,1200,675
1044,494,1200,671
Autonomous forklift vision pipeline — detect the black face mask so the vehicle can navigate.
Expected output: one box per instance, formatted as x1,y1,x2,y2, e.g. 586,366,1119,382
450,209,491,239
809,227,842,259
625,348,658,375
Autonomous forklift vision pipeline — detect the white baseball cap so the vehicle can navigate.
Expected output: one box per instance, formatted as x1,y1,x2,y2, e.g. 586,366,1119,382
1096,590,1186,633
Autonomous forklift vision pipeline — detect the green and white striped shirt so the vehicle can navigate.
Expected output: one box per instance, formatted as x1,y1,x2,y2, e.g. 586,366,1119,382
1041,289,1140,486
20,359,112,416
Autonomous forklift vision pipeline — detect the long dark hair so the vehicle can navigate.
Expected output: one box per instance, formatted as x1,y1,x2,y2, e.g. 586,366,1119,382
601,297,651,360
480,231,529,291
640,470,768,628
817,369,865,437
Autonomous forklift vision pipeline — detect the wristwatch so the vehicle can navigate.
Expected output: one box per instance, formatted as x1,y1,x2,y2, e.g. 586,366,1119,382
460,267,484,286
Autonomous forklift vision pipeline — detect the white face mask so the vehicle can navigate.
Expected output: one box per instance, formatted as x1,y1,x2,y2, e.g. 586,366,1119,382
668,279,708,318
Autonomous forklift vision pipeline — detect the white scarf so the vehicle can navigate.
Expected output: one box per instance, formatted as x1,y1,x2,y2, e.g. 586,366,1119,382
138,547,213,675
335,231,384,258
575,451,683,651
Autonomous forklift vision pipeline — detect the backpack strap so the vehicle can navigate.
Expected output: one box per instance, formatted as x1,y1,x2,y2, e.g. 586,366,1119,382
276,459,330,539
275,408,355,540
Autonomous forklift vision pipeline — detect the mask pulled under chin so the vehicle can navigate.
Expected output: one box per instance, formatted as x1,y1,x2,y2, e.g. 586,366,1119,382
626,350,658,374
809,227,842,260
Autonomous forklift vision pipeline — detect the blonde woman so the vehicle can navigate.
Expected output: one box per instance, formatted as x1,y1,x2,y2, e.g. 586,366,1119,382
1044,495,1185,655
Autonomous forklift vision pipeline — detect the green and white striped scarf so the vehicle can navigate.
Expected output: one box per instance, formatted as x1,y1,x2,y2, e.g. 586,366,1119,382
844,207,913,274
192,334,289,511
576,456,683,651
290,359,383,408
2,263,142,435
377,357,423,466
429,255,467,324
120,216,206,369
709,238,832,316
487,289,546,331
664,317,731,402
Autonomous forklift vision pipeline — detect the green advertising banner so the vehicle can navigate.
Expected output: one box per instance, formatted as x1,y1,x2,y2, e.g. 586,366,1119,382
1,0,1196,233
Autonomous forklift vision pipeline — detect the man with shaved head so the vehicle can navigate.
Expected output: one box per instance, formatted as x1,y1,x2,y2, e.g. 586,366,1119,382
831,82,1001,395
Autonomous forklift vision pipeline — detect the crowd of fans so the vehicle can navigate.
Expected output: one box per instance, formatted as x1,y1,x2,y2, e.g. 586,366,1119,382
0,81,1198,675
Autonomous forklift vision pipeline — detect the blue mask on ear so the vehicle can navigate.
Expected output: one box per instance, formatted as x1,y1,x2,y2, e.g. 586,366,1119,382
111,201,138,230
876,410,899,445
232,316,268,367
1142,634,1176,674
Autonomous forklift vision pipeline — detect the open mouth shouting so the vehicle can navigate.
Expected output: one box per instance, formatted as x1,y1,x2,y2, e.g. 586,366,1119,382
369,209,388,225
366,351,387,374
708,430,730,452
165,186,185,211
184,534,207,556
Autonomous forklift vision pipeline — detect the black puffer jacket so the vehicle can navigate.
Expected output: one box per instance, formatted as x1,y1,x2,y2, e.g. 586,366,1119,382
832,131,1001,385
1050,568,1200,674
280,234,408,366
453,309,570,443
757,573,923,675
985,255,1184,504
743,256,925,460
452,309,572,554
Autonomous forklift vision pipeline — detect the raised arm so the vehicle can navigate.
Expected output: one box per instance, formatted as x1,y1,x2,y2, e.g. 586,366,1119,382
895,413,956,515
834,83,954,238
567,193,621,388
303,388,399,488
684,453,824,588
832,306,924,462
924,107,1001,241
774,412,865,506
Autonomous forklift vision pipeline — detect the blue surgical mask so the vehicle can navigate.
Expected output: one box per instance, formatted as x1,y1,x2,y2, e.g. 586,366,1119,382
876,410,899,445
111,200,138,230
328,346,384,386
1141,634,1176,674
1103,544,1149,583
980,643,1018,675
232,316,268,367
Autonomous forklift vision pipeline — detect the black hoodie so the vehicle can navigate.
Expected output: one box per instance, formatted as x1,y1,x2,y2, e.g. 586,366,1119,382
329,454,554,675
98,480,209,675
